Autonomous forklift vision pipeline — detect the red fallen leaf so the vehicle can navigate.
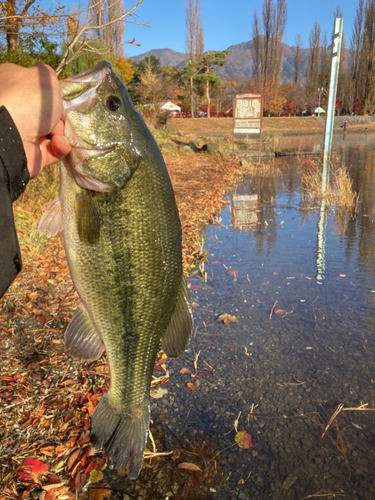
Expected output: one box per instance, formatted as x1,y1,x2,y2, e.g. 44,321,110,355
18,458,48,481
227,270,238,276
87,400,96,416
74,470,87,494
77,436,90,447
179,368,189,374
198,370,210,376
47,473,62,483
211,261,219,264
36,315,46,325
235,430,252,449
191,285,200,290
67,448,81,470
191,470,201,486
59,379,77,387
0,376,16,381
44,490,58,500
274,309,286,315
191,302,199,308
187,382,195,391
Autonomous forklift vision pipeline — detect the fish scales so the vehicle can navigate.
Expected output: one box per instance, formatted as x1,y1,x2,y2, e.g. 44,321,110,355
39,61,192,478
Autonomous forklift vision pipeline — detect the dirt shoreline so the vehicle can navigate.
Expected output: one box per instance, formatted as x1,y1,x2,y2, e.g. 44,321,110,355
169,116,375,136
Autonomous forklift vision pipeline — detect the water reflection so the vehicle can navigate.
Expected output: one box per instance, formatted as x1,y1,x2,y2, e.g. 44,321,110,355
316,200,327,280
177,133,375,499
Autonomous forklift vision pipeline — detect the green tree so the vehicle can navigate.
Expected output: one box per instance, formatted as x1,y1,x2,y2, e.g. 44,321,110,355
185,50,228,118
0,34,61,69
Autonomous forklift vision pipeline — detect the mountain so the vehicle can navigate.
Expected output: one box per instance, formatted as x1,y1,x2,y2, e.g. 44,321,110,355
130,39,312,82
131,48,186,68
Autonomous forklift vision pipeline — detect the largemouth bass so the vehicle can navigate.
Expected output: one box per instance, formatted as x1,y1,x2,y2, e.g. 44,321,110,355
39,62,193,479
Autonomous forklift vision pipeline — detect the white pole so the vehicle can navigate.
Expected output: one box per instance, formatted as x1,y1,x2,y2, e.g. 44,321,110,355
322,18,344,192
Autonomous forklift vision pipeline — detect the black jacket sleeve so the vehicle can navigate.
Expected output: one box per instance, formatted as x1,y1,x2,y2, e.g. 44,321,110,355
0,105,29,298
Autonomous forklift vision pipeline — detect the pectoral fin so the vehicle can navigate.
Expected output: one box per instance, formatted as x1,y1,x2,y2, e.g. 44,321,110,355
38,197,63,237
65,302,104,362
162,278,193,358
75,191,101,244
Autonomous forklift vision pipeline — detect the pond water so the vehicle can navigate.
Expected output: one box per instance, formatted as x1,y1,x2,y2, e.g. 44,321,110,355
152,132,375,500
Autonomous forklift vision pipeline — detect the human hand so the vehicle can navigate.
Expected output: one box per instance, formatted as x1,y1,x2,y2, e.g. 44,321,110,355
0,63,72,178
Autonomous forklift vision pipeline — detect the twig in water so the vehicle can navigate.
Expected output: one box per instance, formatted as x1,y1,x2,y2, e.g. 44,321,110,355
148,428,157,454
311,295,319,306
299,493,344,500
191,351,201,378
203,360,214,371
208,442,237,463
321,403,373,438
234,411,241,433
269,300,278,320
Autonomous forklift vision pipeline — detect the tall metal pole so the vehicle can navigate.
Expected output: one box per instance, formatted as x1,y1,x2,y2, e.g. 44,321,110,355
322,18,344,192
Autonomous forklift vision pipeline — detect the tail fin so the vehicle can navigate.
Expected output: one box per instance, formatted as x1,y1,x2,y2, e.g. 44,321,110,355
90,393,150,479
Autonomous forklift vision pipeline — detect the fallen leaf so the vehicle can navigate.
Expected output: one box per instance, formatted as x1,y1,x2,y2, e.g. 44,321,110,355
89,469,104,484
179,367,189,374
88,483,111,500
59,379,77,387
18,459,48,481
150,386,168,399
227,270,238,276
339,274,346,277
74,470,87,494
235,430,252,449
178,462,202,471
191,302,200,308
42,482,65,491
67,448,81,470
191,285,200,290
187,382,195,391
274,309,286,315
191,470,201,486
218,313,238,324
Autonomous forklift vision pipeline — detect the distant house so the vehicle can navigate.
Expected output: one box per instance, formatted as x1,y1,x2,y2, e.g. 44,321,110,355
159,101,181,112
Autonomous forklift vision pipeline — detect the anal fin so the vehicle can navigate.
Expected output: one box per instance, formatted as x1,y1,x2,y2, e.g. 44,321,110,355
162,278,193,358
65,302,104,362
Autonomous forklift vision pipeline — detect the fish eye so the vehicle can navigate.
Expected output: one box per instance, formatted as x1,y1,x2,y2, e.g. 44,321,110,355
106,96,121,112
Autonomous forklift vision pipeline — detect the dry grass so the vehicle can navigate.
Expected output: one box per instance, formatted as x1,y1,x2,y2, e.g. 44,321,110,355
298,154,357,211
168,117,323,135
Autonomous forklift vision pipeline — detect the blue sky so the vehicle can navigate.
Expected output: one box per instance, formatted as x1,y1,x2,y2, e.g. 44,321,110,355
122,0,355,57
61,0,356,58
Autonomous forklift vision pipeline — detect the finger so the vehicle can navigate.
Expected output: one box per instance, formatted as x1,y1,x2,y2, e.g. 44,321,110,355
50,132,72,159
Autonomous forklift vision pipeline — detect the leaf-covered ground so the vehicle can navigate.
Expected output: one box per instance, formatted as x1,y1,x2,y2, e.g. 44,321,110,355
0,149,242,499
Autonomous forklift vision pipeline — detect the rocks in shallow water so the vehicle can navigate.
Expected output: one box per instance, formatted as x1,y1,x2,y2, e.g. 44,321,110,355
282,473,298,490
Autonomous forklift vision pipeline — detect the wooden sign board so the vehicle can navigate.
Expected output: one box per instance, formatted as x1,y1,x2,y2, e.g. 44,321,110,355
232,94,263,162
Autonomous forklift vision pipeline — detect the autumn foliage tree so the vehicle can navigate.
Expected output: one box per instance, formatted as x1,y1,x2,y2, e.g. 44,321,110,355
246,82,286,116
0,0,145,75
